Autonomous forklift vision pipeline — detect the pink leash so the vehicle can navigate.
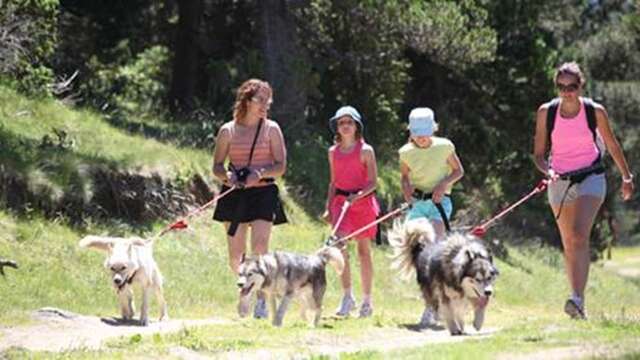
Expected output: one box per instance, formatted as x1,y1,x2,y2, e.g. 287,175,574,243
470,179,549,237
153,185,236,239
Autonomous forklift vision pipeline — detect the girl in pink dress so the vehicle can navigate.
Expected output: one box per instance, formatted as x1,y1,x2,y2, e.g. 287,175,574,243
323,106,380,318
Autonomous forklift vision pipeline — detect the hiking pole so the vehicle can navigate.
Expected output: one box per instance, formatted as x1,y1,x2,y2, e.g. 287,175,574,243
325,200,351,245
153,185,236,240
470,179,549,237
328,202,411,247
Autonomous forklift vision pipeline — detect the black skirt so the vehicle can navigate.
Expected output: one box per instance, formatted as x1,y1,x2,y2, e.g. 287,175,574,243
213,184,288,225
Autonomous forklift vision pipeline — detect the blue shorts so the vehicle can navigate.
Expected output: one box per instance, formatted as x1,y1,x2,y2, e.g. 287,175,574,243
407,196,453,223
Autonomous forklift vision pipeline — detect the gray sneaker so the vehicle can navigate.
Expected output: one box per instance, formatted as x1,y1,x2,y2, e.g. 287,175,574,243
564,299,586,320
358,301,373,318
419,307,437,328
254,297,268,319
335,295,356,317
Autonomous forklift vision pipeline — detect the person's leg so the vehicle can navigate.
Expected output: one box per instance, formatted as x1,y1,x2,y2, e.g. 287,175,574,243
249,220,273,319
224,222,249,273
356,238,373,317
336,236,355,316
552,195,602,316
431,221,446,241
250,220,272,255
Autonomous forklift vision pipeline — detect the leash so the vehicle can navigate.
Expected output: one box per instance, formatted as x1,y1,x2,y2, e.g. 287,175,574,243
326,202,411,247
470,179,549,237
330,200,352,237
151,185,236,241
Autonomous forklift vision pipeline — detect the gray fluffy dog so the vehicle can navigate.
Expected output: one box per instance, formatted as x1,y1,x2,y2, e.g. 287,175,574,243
388,218,499,335
236,246,344,327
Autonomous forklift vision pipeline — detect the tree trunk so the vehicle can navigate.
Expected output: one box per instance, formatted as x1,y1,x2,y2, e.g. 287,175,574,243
259,0,307,133
169,0,203,115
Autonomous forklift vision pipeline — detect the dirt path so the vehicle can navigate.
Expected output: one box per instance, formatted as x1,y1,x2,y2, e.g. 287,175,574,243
0,307,497,356
0,307,230,352
602,254,640,279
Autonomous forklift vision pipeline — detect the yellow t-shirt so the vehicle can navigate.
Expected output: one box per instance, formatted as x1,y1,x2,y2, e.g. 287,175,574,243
398,137,455,194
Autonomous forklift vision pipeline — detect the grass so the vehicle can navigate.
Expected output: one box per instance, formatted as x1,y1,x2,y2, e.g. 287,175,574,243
1,84,640,358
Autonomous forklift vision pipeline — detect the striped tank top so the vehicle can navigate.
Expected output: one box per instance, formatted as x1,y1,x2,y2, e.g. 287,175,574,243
221,119,279,170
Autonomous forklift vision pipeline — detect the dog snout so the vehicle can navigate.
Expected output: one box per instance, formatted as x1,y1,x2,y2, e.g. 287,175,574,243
484,285,494,297
237,278,246,288
114,278,123,285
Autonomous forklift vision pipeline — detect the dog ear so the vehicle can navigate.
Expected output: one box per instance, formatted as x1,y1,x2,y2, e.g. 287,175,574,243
466,249,476,262
78,236,114,252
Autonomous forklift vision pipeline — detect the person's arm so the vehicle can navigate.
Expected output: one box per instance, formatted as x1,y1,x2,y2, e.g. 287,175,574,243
400,160,414,203
322,149,336,222
348,144,378,202
250,122,287,180
533,104,551,176
212,126,233,185
594,104,635,200
432,152,464,203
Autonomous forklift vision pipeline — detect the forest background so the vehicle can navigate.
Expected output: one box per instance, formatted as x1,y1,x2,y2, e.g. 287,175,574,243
2,0,640,255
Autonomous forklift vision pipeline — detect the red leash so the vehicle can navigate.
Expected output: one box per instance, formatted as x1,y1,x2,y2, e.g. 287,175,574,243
153,185,236,239
470,179,549,237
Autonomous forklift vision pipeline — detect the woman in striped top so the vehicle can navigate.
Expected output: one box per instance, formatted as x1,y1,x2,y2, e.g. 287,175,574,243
212,79,288,318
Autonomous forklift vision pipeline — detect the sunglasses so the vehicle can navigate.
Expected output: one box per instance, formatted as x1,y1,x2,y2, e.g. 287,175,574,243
556,82,579,92
250,96,272,106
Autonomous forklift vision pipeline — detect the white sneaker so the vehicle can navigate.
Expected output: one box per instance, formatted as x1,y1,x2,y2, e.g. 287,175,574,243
253,297,268,319
419,307,437,328
335,295,356,317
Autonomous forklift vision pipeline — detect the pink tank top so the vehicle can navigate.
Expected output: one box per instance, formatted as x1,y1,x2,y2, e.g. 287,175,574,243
331,140,369,192
549,99,599,174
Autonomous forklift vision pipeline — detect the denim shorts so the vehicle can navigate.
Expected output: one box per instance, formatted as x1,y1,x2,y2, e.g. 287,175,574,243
407,196,453,223
547,173,606,206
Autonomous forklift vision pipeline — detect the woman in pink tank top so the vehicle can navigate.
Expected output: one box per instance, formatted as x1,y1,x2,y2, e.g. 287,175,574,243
533,62,634,319
323,106,379,318
212,79,287,319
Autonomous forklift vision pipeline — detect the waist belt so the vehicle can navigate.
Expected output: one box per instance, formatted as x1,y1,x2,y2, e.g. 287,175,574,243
559,163,605,183
411,189,451,233
335,188,360,197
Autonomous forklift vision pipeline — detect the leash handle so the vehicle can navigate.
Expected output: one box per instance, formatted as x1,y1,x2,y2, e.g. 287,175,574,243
154,185,236,239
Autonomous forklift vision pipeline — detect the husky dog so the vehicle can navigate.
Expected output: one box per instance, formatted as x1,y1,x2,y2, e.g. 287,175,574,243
237,246,344,327
79,235,168,326
389,218,499,335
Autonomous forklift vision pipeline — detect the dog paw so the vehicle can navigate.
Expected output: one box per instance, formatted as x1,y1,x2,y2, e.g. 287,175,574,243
159,314,169,322
140,317,149,326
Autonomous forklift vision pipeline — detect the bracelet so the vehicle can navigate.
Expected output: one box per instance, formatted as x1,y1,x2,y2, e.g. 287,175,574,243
623,174,634,184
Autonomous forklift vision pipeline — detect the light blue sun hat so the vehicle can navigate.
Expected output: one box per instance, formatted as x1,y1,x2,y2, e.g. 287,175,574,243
408,107,436,136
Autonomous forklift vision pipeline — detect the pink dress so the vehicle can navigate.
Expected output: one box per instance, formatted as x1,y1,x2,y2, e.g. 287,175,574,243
329,140,380,239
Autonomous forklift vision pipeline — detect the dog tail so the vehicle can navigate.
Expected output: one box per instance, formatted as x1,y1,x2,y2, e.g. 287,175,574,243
317,246,345,276
388,218,436,279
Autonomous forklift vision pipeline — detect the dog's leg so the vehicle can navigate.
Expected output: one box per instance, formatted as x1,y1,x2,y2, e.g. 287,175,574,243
269,293,277,321
118,287,134,320
140,286,151,326
155,283,169,321
273,292,293,327
441,298,463,335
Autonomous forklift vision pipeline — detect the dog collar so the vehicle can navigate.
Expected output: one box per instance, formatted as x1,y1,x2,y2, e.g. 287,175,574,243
117,269,138,291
